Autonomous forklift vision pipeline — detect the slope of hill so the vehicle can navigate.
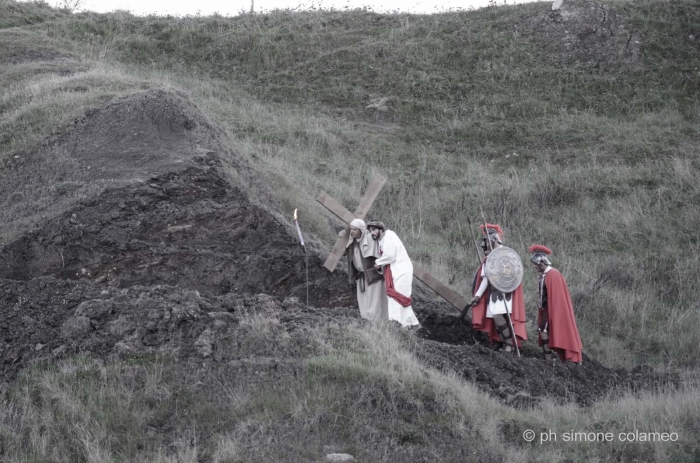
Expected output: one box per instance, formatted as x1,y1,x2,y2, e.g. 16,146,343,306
3,0,698,367
1,0,699,461
0,83,685,463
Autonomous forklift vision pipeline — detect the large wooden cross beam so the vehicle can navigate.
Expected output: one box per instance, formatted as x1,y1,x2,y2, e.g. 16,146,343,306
319,173,387,272
316,176,469,312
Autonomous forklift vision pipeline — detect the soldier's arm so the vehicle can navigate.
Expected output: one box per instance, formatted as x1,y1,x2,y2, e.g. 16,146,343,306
472,274,488,304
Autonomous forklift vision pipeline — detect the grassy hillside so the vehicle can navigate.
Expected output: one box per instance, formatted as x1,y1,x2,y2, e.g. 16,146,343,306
2,1,700,462
2,322,699,462
3,0,698,368
0,0,67,28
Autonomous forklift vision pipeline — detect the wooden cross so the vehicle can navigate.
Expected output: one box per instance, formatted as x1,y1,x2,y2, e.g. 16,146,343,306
316,174,470,312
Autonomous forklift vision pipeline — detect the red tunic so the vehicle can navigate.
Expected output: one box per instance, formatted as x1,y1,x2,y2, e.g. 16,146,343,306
471,262,528,347
539,268,583,363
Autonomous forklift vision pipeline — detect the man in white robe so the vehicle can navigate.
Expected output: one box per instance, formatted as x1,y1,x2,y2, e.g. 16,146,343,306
340,219,388,323
367,221,420,328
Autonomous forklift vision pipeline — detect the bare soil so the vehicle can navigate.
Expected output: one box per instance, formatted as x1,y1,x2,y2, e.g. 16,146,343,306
527,0,642,67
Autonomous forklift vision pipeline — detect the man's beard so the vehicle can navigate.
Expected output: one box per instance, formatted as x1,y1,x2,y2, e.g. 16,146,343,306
371,233,379,241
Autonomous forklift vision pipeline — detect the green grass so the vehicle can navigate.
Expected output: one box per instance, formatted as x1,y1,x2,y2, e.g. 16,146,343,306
0,0,69,29
1,321,698,462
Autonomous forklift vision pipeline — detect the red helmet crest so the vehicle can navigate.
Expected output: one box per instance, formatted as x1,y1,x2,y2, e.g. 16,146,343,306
528,244,552,255
480,223,503,239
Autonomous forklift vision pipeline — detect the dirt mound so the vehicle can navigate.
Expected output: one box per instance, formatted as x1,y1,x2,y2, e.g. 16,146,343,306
0,154,351,305
0,89,221,242
0,275,354,382
417,313,677,407
526,0,641,67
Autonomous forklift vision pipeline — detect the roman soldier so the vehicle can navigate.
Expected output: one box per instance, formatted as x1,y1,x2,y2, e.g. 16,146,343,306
529,245,583,364
470,224,527,353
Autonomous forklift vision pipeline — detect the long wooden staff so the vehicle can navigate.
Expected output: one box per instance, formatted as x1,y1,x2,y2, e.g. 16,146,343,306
452,216,484,326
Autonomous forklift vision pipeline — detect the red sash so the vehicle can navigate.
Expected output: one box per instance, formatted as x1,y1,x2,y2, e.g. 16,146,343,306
383,265,412,307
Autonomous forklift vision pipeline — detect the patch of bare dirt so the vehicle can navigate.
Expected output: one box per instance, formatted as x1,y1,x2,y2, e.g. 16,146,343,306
1,48,68,65
0,29,74,66
0,276,350,382
0,89,230,242
0,154,350,305
417,312,676,407
526,0,642,67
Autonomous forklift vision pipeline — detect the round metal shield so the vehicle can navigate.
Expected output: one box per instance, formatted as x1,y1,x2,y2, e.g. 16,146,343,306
484,246,523,293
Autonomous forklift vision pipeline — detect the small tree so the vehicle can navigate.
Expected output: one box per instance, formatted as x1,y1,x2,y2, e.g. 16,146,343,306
59,0,83,13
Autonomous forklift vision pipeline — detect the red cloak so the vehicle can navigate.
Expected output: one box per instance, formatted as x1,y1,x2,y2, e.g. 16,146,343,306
471,262,528,347
539,268,583,363
383,265,412,307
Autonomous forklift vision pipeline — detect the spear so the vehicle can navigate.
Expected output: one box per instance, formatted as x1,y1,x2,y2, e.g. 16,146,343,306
452,216,483,326
293,209,309,307
293,209,305,249
465,215,483,264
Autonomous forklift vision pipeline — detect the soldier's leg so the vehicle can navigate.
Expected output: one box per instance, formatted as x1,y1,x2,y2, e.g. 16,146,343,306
538,308,553,362
539,330,553,361
493,314,513,353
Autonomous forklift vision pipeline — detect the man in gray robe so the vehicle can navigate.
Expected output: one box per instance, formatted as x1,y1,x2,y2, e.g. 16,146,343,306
340,219,388,322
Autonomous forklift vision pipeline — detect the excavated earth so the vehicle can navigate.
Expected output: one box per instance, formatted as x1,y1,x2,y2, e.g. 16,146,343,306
0,88,677,410
527,0,642,67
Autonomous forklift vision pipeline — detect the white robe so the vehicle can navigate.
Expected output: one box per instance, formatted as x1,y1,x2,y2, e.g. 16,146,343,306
474,264,512,317
375,230,419,327
351,244,388,323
